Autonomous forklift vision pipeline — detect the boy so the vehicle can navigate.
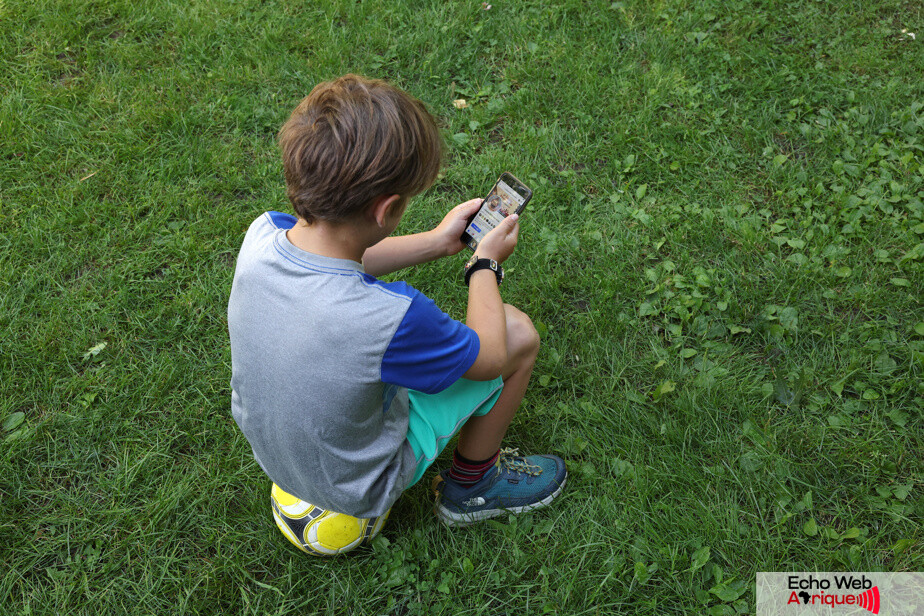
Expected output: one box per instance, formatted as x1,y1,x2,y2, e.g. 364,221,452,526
227,75,566,556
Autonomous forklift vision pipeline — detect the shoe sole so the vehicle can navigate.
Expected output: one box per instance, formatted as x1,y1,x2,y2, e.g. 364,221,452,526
435,475,568,528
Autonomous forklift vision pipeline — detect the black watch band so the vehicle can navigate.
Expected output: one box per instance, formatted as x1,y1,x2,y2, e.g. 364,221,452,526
464,257,503,287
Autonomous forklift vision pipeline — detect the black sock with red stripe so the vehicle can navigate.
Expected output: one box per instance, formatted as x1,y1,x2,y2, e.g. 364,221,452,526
447,449,499,487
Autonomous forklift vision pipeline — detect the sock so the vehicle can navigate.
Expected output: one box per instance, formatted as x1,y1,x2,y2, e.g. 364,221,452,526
447,449,499,487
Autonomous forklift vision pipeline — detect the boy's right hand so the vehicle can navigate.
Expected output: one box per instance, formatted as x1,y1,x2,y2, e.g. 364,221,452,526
474,214,519,264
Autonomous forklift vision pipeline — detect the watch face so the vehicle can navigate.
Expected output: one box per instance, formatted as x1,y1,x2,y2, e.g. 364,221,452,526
465,254,479,270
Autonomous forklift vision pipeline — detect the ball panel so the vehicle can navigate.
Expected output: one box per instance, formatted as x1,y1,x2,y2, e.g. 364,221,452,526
272,507,311,554
271,484,319,519
364,510,389,541
270,483,301,507
308,512,365,554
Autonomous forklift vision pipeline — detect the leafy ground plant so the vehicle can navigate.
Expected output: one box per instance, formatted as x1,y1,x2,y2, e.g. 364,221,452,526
1,0,921,614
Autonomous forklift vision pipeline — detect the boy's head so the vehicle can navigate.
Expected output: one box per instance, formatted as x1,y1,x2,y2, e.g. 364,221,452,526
279,74,444,224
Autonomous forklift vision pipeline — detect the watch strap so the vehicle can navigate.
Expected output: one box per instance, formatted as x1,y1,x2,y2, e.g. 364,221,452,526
464,258,503,286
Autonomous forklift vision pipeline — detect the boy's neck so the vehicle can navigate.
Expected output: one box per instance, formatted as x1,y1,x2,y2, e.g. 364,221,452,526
286,218,379,265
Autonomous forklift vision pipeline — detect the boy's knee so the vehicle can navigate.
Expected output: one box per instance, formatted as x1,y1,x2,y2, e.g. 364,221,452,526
503,304,540,360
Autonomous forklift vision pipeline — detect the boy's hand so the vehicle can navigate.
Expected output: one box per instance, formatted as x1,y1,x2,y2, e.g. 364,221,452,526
474,214,519,264
431,199,483,256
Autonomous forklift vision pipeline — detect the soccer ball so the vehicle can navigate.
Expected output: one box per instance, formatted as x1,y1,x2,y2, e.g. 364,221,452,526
270,483,389,556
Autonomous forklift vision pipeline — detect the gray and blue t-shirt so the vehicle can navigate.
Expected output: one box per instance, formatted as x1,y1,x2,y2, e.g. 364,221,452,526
228,212,480,517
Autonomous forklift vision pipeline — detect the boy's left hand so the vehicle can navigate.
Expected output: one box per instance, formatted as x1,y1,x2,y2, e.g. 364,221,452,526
431,199,483,256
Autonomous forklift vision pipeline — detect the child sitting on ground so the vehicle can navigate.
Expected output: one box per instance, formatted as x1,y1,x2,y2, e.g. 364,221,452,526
227,74,566,555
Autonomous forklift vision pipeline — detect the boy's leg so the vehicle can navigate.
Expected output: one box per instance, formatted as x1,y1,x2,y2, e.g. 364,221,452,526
455,304,540,461
435,304,567,526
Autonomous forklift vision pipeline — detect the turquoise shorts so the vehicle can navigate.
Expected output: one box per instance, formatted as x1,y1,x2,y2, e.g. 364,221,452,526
405,376,504,488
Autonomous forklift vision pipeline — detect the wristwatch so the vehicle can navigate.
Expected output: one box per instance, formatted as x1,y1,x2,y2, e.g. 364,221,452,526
464,254,504,286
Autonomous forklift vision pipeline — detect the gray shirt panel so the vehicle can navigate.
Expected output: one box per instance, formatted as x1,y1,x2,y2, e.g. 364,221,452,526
228,213,418,517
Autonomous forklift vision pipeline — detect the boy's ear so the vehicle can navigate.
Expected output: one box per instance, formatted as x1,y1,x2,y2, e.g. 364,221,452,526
369,194,403,228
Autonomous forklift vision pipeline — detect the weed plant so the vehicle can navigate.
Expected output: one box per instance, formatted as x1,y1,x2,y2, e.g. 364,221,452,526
0,0,921,614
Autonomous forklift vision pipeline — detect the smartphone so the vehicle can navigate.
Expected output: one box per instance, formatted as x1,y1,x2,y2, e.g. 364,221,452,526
461,172,533,251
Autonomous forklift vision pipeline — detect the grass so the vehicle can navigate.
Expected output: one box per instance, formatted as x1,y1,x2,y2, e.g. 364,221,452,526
1,0,922,614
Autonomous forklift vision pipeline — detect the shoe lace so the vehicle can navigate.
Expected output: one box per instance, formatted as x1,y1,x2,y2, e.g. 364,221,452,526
499,448,542,477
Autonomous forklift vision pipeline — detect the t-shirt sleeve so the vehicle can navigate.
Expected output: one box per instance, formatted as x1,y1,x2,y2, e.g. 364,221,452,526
381,292,480,394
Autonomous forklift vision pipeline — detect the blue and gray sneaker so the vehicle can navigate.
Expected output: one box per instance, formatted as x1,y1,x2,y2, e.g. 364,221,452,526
433,448,567,527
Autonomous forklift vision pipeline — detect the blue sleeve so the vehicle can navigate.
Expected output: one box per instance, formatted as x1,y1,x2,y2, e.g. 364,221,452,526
267,211,297,229
381,292,481,394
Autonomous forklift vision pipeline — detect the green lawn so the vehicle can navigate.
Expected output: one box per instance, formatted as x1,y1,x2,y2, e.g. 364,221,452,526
1,0,921,614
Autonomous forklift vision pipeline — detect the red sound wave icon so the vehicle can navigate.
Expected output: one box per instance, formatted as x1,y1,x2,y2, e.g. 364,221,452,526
858,586,880,614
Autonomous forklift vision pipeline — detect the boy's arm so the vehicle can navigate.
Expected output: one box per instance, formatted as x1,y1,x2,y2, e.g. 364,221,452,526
362,199,482,277
462,214,520,381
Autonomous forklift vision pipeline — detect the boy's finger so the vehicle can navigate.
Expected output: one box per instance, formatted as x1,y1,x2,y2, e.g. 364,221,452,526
458,198,482,212
500,215,519,243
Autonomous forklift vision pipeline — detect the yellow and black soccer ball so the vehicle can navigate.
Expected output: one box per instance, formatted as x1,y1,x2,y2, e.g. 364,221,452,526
270,484,389,556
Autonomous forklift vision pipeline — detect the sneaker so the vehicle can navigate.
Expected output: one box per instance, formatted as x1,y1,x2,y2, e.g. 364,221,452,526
433,448,567,527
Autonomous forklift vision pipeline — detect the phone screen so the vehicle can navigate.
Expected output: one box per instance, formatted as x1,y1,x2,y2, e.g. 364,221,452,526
463,177,528,246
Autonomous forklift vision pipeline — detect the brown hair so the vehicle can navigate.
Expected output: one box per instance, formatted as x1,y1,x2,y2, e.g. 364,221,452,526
278,75,444,224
